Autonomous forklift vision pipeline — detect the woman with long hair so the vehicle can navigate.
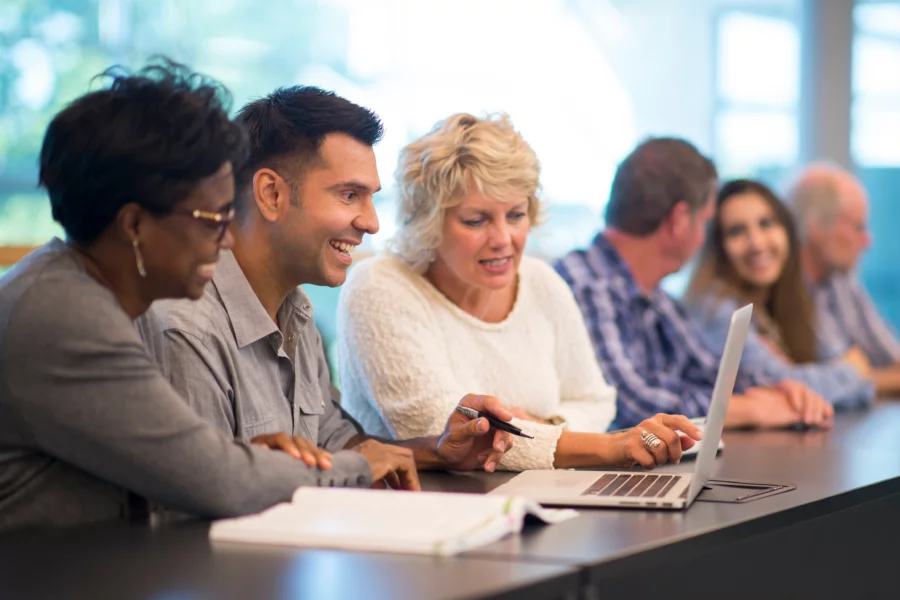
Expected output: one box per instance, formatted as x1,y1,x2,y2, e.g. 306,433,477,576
685,179,873,408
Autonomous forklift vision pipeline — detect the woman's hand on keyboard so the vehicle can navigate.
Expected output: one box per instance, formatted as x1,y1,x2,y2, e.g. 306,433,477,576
607,414,704,469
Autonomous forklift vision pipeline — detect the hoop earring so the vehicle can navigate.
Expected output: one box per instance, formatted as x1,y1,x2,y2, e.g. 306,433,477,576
132,239,147,278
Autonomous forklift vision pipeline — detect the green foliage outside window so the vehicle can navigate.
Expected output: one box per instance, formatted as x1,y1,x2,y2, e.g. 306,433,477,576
0,0,350,245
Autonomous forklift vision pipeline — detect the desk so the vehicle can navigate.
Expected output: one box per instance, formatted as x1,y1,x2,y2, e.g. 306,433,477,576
0,520,581,600
422,403,900,600
4,407,900,600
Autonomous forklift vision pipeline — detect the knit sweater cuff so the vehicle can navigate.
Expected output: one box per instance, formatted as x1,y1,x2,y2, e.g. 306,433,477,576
496,418,562,471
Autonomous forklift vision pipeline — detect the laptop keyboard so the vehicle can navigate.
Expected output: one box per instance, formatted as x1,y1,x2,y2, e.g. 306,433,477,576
581,473,683,499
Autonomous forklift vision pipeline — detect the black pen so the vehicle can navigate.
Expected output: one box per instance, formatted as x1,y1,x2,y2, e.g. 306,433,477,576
454,405,535,439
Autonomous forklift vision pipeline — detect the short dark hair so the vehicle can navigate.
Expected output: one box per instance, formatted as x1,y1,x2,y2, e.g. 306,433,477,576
39,57,247,245
604,137,717,235
234,86,384,212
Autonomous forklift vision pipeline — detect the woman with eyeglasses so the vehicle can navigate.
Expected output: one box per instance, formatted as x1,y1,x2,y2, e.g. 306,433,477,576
684,179,874,411
0,60,378,533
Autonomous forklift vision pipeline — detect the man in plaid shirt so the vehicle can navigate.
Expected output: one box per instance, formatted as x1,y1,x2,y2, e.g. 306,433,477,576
555,138,833,430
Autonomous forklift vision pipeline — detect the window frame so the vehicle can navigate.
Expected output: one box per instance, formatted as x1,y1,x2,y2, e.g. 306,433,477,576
711,6,802,177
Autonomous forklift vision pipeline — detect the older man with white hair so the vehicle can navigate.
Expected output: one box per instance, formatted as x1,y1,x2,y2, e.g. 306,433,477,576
788,163,900,393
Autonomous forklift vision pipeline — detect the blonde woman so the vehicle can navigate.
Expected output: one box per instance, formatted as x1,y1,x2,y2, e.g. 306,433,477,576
337,113,702,472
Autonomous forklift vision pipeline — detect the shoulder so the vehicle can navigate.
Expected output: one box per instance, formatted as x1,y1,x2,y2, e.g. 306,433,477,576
345,254,396,285
146,284,229,342
654,289,702,332
665,288,696,316
341,254,431,310
846,272,873,299
521,256,578,305
818,272,854,296
0,241,93,308
0,243,121,331
685,292,738,326
553,245,619,298
1,257,142,363
345,253,418,285
552,247,592,285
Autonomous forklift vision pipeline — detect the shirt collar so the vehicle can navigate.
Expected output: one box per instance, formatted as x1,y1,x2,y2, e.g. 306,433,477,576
212,251,314,349
589,232,660,306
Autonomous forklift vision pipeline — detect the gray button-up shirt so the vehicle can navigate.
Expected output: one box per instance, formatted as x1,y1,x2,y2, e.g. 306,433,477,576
140,251,362,454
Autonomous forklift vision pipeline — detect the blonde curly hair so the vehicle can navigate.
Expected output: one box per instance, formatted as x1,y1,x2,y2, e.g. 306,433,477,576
390,113,542,270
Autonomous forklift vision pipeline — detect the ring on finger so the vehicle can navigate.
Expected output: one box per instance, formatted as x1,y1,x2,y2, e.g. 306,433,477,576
641,430,662,450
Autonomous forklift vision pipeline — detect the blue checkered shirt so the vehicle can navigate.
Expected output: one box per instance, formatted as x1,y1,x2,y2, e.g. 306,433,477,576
554,234,767,429
813,272,900,368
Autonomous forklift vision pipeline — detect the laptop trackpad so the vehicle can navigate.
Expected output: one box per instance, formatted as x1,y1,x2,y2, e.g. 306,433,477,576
490,470,602,494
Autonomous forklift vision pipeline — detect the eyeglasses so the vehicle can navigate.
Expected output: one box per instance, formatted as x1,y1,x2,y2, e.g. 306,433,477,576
169,206,236,242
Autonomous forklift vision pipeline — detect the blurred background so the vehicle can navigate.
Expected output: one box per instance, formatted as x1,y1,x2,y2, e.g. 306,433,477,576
1,0,898,352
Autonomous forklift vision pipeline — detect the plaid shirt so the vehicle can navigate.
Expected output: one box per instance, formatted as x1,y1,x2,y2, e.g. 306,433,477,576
554,234,766,429
813,272,900,368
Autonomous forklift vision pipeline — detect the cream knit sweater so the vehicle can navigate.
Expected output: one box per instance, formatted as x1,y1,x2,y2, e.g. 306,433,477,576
337,254,617,471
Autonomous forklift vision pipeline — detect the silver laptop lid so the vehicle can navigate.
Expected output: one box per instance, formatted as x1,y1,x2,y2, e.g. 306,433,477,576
685,304,752,504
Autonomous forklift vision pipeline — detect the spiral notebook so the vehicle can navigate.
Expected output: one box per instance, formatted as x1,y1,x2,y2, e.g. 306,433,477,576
209,488,577,556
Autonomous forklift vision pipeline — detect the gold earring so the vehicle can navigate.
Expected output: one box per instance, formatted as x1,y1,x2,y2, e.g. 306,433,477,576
132,238,147,278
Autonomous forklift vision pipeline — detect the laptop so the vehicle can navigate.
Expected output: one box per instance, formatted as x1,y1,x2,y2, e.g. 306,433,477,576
491,304,752,510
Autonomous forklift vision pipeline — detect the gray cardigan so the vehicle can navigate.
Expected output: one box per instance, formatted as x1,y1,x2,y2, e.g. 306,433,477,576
0,239,371,533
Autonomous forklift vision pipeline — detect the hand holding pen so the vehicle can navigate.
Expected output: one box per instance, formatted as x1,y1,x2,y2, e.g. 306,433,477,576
434,395,518,472
454,405,535,439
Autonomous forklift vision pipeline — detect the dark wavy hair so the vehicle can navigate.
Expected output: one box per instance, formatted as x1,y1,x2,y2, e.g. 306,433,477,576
685,179,818,363
234,86,383,214
39,57,248,245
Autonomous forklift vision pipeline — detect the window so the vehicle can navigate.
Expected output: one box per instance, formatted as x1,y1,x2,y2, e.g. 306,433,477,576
0,0,641,256
1,0,805,260
713,10,801,180
852,2,900,166
663,8,801,299
3,0,814,346
852,1,900,331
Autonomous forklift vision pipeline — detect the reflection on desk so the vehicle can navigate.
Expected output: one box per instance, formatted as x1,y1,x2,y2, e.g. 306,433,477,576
0,520,581,600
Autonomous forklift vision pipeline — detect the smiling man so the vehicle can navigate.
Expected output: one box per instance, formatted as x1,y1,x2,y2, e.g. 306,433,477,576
554,137,834,430
139,87,513,489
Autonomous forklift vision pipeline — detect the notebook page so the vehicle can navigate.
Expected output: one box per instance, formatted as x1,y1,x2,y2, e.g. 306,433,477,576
211,489,522,556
